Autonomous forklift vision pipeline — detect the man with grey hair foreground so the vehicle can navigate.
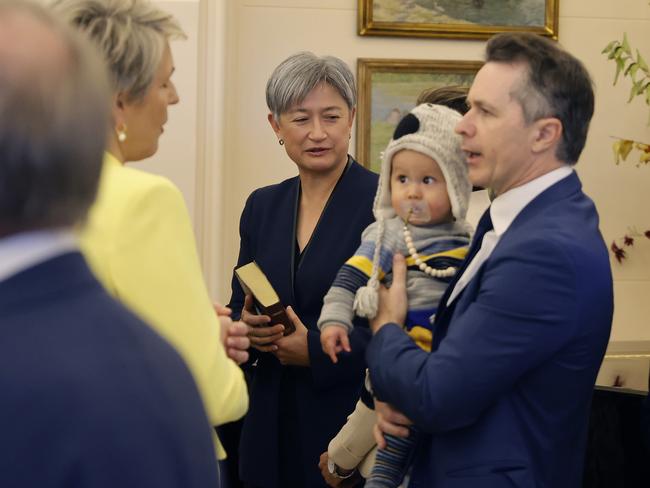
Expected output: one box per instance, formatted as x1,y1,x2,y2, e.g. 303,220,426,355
0,2,219,486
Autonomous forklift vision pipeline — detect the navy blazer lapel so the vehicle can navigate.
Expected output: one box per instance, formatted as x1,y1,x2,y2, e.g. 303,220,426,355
432,208,492,348
279,179,301,307
288,178,300,305
294,159,352,270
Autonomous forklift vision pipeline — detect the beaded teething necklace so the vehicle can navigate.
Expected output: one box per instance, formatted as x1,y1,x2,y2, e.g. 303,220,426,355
402,209,457,278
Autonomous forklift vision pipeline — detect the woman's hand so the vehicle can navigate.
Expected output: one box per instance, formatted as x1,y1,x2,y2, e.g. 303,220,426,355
273,306,310,366
242,295,285,353
373,399,412,449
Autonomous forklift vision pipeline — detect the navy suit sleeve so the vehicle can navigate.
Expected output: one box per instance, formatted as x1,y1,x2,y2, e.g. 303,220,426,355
367,238,582,432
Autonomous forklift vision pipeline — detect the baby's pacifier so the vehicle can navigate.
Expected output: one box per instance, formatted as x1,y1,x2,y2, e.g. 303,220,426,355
400,201,431,223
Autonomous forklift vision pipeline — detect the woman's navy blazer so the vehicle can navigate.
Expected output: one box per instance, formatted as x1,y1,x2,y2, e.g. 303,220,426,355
229,158,378,487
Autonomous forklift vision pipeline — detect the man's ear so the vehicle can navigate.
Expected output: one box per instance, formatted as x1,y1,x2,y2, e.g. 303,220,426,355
532,117,562,154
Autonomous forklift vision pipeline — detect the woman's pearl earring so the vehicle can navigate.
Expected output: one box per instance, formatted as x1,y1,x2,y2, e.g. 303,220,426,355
116,123,127,143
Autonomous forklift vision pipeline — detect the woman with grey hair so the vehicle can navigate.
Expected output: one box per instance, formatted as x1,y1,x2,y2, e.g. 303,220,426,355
225,52,378,487
50,0,248,472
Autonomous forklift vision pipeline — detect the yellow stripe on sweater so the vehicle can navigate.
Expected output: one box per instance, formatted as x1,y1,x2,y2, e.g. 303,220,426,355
405,246,468,267
346,255,386,280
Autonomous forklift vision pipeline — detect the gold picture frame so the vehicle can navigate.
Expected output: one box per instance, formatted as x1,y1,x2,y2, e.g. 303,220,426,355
356,58,482,172
358,0,559,40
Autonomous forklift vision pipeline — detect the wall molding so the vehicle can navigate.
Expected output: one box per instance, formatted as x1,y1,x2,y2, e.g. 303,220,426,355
194,0,227,300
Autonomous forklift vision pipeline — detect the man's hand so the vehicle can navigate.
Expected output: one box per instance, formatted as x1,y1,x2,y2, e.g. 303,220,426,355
273,306,310,366
214,302,250,364
223,321,250,364
215,302,232,347
373,399,412,449
318,452,361,488
241,294,285,353
369,254,408,333
320,324,351,364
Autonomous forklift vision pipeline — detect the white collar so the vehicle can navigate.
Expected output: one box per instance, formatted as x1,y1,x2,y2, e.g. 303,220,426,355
0,229,77,283
490,166,573,237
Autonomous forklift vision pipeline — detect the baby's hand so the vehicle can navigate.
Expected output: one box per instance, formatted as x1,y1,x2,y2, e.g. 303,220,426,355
320,324,351,364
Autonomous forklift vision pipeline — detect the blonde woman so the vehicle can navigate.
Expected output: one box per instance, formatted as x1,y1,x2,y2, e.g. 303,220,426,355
51,0,248,465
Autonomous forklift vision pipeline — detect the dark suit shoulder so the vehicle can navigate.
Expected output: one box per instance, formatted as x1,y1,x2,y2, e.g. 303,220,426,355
247,174,299,202
0,254,218,488
245,157,377,206
347,157,379,186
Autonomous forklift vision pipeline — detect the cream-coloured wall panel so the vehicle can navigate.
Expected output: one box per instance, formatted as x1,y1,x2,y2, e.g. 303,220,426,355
612,281,650,341
561,0,650,20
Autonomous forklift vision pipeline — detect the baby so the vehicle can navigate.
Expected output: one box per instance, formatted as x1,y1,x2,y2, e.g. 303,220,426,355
318,103,472,487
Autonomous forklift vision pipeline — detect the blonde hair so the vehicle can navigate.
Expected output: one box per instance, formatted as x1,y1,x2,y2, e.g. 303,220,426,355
51,0,186,102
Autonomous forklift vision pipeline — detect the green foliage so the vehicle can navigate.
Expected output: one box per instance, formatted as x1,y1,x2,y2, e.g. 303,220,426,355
602,32,650,123
602,5,650,168
604,3,650,264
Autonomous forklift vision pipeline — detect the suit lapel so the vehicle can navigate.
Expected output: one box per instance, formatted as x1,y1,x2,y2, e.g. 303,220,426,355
433,209,492,333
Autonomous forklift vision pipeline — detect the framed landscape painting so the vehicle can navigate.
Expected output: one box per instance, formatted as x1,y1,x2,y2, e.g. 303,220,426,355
356,58,482,172
358,0,559,40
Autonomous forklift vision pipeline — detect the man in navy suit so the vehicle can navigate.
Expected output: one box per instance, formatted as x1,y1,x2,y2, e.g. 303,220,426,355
366,33,613,487
0,2,219,486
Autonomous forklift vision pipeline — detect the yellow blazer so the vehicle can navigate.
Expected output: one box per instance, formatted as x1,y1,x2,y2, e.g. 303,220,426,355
80,152,247,459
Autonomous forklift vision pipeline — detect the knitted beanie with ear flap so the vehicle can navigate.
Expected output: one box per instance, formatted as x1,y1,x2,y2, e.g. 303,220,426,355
353,103,471,318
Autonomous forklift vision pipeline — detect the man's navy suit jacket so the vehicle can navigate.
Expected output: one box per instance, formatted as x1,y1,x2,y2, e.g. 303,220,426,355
0,252,219,488
367,172,614,488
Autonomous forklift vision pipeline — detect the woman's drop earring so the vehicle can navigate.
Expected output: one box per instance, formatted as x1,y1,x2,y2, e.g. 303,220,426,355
116,123,127,143
278,139,284,146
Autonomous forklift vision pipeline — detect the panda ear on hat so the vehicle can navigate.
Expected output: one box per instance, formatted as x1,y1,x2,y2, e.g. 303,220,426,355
393,113,421,139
